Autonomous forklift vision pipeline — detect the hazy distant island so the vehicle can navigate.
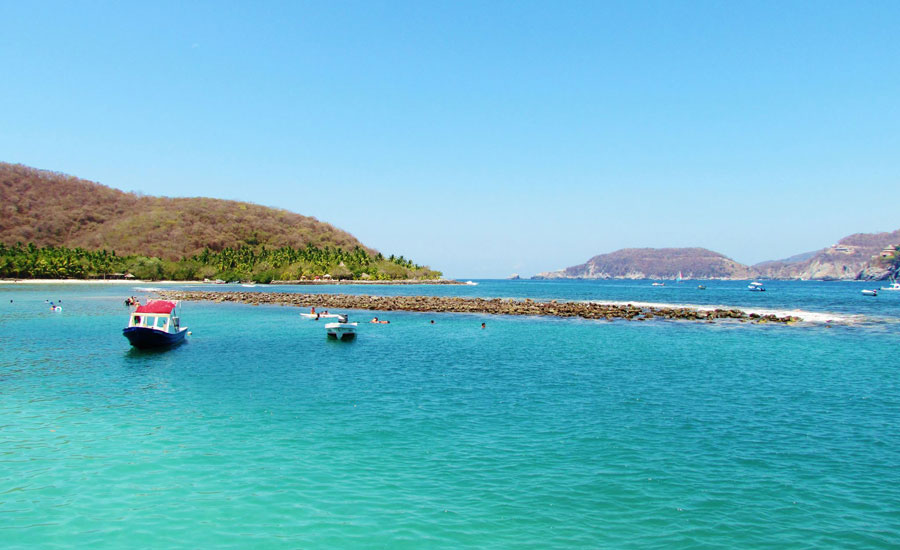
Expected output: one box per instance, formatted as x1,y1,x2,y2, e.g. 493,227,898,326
535,238,900,282
0,163,443,282
534,248,752,280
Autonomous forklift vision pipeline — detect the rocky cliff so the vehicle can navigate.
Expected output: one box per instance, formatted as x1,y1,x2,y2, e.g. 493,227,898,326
753,230,900,280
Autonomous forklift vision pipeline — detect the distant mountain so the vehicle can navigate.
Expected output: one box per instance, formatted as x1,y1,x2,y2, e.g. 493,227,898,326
753,230,900,280
534,247,753,280
537,232,900,283
0,163,369,260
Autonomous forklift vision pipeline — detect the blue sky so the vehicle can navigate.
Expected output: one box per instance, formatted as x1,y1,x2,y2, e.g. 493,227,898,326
1,1,898,278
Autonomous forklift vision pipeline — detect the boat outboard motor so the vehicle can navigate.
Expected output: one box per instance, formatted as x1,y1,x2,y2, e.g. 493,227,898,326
338,315,348,323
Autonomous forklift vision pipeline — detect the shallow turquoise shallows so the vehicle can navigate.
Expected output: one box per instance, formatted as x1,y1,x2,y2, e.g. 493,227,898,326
1,281,898,549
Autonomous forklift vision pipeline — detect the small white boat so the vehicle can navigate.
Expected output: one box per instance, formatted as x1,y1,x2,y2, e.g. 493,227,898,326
325,315,357,340
651,282,665,286
697,285,706,290
300,312,343,319
880,279,900,291
465,280,478,286
862,289,878,296
748,282,766,291
241,282,257,288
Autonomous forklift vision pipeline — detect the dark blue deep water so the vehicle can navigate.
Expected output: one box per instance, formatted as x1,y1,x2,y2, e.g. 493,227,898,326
1,280,898,548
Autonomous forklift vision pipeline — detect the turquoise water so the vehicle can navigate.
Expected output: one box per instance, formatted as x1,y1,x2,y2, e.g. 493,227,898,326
2,282,898,548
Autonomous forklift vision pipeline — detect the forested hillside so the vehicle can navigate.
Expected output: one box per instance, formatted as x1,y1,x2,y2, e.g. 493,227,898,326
0,163,441,281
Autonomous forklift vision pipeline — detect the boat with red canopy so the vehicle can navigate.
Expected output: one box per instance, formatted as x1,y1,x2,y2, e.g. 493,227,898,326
123,300,188,348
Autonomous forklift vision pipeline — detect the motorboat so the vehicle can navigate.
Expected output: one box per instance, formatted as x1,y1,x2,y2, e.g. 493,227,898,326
465,281,478,286
325,314,357,340
748,282,766,291
300,312,343,319
697,285,706,290
862,289,878,296
880,279,900,291
651,282,665,286
123,300,188,348
241,282,257,287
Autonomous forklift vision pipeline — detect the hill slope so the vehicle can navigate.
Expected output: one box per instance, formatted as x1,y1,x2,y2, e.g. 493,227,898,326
753,230,900,280
0,163,367,260
534,248,753,280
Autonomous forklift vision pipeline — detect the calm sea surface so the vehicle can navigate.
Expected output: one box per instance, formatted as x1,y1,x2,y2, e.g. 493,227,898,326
1,280,898,548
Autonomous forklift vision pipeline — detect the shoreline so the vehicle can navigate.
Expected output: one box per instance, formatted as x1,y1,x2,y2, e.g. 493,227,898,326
0,278,156,285
155,290,802,325
270,279,466,285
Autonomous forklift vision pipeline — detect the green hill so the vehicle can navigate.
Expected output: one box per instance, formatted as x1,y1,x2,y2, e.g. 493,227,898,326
0,163,367,259
0,163,440,281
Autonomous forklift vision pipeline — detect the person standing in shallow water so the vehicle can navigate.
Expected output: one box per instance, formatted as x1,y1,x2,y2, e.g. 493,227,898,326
481,322,486,329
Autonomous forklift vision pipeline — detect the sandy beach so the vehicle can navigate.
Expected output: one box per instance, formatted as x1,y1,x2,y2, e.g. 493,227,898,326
0,278,462,285
0,279,180,285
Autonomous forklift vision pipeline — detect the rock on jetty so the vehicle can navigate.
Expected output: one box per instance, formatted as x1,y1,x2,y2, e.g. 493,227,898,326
155,290,801,324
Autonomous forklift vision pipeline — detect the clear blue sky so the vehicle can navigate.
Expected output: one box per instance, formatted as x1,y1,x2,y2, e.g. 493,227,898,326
1,1,898,278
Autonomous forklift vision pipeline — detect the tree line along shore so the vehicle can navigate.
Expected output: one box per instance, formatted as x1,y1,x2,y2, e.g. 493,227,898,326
155,290,803,324
0,243,441,282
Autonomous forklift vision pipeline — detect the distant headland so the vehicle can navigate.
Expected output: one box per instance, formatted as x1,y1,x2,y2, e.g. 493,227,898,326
534,237,900,282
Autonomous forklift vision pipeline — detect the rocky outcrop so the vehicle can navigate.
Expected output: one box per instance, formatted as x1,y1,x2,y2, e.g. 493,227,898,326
156,290,801,325
753,231,900,281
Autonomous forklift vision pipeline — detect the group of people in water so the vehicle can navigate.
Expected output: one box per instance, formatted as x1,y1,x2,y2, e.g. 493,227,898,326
308,307,485,328
124,296,141,307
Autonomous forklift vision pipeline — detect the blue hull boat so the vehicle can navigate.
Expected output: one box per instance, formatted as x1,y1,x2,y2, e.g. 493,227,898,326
124,300,188,349
123,326,188,348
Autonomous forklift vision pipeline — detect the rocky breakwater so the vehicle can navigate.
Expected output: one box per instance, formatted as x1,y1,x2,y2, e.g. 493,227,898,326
155,290,801,325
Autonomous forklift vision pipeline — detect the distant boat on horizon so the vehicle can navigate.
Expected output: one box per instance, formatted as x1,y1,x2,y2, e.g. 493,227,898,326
676,271,683,283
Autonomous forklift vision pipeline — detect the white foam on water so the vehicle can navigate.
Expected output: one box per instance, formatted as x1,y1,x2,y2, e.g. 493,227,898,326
581,299,863,325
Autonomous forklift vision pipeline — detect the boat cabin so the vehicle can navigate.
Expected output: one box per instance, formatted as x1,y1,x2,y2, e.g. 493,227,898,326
129,300,181,333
